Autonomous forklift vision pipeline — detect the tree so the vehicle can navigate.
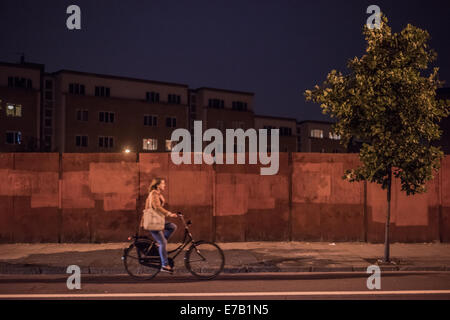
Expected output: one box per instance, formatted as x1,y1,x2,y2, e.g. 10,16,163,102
305,15,450,262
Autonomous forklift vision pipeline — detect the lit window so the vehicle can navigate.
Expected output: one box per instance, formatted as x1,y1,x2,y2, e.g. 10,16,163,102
6,104,22,117
165,140,176,151
143,138,158,151
329,132,341,140
310,129,323,138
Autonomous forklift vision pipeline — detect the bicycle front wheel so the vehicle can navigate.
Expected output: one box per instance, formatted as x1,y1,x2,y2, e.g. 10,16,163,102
185,241,225,280
123,244,160,280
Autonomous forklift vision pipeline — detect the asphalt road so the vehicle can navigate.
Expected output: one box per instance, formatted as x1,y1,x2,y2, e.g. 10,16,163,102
0,272,450,300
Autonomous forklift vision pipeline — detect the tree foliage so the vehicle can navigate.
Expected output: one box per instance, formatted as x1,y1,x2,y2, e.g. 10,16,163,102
305,16,450,195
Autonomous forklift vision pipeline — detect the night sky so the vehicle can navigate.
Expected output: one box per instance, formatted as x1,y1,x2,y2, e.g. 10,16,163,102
1,0,450,122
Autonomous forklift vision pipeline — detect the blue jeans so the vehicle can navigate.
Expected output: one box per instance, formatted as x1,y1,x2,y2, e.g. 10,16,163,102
150,222,177,267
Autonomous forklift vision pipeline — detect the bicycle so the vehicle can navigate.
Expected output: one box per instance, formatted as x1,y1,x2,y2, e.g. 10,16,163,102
122,212,225,280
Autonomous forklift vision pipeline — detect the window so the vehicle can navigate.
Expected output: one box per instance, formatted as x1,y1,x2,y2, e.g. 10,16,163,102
45,91,52,100
95,86,110,97
146,91,160,103
69,83,85,95
232,101,248,111
76,109,88,121
6,131,22,145
143,138,158,151
98,136,114,149
329,132,341,140
208,99,224,109
280,127,292,136
165,140,176,151
168,94,181,104
311,129,324,139
190,95,196,103
75,135,88,147
45,109,52,117
144,115,157,126
99,111,115,123
166,117,176,128
6,104,22,117
44,118,52,127
45,80,53,90
9,77,32,89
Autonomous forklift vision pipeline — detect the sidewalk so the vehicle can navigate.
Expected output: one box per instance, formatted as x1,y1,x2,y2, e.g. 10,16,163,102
0,242,450,275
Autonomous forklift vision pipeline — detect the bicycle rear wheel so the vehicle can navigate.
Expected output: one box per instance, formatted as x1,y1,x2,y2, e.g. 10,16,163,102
123,243,160,280
185,241,225,280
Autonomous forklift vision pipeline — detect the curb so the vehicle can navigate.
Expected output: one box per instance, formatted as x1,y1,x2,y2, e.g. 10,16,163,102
1,264,450,275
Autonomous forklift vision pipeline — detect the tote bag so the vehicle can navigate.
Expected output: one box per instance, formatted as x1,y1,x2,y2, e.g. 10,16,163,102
141,191,165,231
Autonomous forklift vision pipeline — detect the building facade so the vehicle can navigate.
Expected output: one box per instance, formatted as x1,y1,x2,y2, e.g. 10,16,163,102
0,62,44,152
254,115,297,152
296,120,347,153
51,70,189,153
1,59,387,154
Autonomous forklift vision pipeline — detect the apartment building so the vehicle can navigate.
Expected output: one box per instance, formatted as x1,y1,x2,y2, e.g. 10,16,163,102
2,59,372,155
0,61,43,152
296,120,347,153
51,70,189,153
188,87,255,151
254,115,297,152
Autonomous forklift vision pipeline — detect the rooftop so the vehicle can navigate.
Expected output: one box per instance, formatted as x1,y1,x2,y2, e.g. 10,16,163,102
52,69,189,88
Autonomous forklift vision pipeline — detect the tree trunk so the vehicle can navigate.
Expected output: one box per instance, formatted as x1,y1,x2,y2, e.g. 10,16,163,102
384,167,392,263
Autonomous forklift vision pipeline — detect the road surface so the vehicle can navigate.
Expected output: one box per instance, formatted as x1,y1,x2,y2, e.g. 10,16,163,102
0,271,450,300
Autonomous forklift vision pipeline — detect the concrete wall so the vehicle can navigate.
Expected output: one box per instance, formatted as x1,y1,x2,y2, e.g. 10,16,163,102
0,152,448,243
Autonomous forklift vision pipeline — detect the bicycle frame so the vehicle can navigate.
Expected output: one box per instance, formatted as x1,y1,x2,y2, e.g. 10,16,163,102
131,213,197,263
166,214,195,259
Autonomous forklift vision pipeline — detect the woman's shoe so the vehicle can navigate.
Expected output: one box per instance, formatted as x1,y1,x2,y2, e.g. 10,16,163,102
160,265,174,273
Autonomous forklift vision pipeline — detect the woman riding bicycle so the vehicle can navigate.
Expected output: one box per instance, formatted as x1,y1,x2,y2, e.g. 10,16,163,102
142,178,178,273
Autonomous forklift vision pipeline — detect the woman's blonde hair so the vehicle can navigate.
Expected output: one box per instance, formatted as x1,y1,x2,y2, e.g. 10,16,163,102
149,178,165,193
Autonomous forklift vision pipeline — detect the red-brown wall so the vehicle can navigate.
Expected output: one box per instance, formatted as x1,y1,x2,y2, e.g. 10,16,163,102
0,152,449,243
